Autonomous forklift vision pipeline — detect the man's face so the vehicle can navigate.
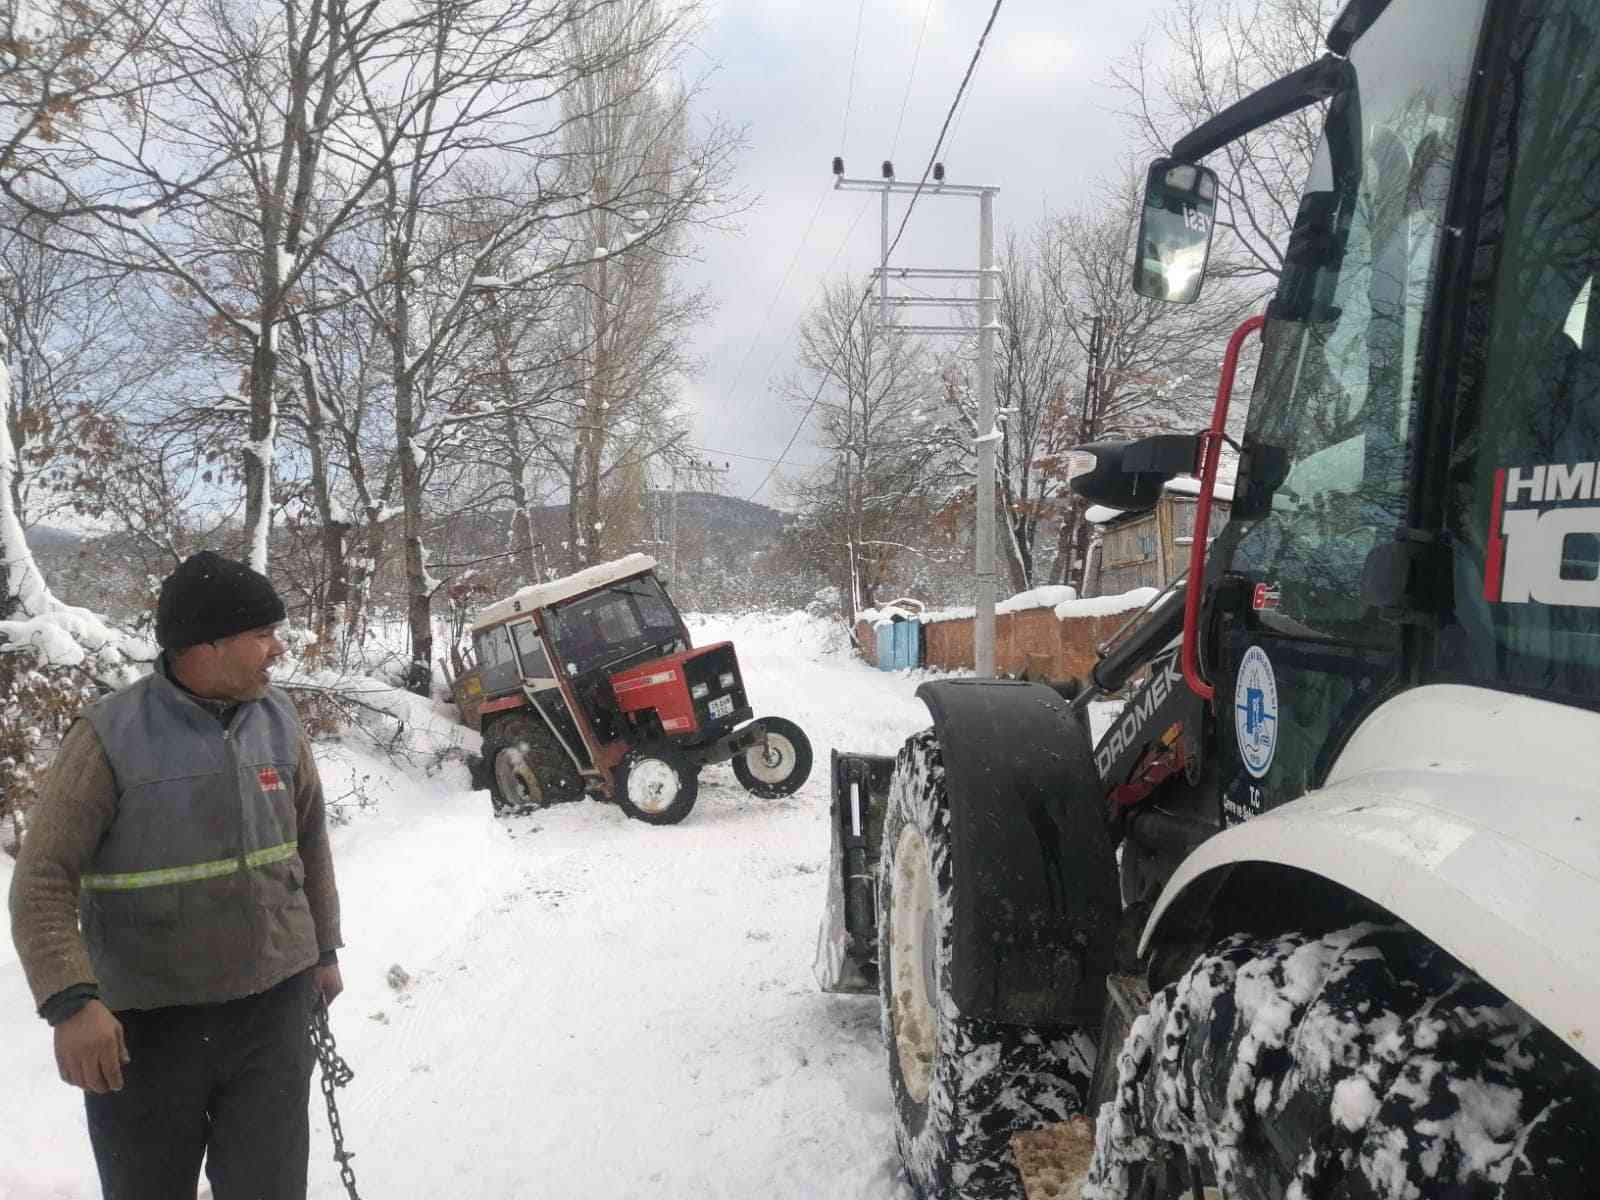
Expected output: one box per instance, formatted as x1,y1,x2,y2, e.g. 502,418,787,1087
201,624,287,701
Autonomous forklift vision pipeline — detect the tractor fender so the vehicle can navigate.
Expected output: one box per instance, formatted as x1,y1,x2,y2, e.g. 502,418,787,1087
915,679,1119,1027
1140,683,1600,1071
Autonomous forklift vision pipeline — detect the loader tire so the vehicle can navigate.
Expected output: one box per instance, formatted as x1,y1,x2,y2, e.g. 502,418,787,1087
878,729,1096,1199
483,712,582,815
1085,924,1600,1200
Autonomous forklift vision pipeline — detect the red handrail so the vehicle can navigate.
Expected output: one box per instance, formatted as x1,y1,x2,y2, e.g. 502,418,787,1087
1182,314,1265,702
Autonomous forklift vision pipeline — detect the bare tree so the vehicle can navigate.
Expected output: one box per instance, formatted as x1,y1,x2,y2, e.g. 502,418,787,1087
783,278,952,621
935,227,1088,592
0,205,155,531
1038,172,1256,586
335,0,736,692
1108,0,1337,282
559,0,736,569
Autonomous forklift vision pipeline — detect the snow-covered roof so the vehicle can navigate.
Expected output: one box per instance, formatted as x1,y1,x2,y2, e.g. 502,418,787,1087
913,585,1079,626
1054,587,1161,620
472,553,657,631
1163,475,1235,501
1086,476,1236,524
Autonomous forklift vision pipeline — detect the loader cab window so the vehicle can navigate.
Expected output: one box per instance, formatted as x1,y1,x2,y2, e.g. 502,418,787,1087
1207,1,1486,807
1226,2,1482,645
1439,0,1600,706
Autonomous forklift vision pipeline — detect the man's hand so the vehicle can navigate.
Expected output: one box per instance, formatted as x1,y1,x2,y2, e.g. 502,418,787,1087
314,962,344,1008
54,1000,128,1094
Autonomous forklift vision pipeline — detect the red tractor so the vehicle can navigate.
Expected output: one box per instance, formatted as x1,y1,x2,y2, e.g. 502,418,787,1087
448,554,812,824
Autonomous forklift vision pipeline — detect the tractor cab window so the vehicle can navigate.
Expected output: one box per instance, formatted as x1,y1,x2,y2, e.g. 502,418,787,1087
472,625,520,696
1439,0,1600,706
510,621,552,679
548,575,685,676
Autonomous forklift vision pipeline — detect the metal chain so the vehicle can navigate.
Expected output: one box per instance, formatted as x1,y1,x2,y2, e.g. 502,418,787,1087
309,1002,362,1200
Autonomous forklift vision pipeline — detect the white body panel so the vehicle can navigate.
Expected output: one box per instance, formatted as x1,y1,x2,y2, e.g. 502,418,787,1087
1141,684,1600,1070
472,554,657,631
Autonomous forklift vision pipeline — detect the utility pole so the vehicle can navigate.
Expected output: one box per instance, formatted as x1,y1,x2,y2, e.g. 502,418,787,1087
669,457,729,588
833,160,1002,677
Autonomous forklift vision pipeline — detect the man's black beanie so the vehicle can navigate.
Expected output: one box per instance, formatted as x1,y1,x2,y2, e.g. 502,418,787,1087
156,551,287,651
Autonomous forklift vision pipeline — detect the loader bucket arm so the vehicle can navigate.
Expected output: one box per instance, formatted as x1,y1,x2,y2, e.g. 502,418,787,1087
813,750,895,994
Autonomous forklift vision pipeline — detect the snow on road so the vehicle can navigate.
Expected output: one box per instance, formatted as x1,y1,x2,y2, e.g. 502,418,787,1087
0,612,950,1199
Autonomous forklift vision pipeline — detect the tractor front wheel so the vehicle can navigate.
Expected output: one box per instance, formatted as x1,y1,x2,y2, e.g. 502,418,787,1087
615,749,700,825
732,716,813,798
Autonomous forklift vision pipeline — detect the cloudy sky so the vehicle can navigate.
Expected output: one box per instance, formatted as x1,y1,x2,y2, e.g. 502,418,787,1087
677,0,1173,503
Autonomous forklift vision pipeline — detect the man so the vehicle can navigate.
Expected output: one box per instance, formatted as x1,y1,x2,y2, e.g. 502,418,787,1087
9,551,344,1200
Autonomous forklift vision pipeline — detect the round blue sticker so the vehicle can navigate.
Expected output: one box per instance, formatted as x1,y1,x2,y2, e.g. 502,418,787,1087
1234,645,1279,779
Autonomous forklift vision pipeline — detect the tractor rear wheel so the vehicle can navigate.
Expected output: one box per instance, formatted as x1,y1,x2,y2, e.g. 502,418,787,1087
879,729,1096,1199
1085,924,1600,1200
731,716,813,798
482,712,582,815
615,749,700,825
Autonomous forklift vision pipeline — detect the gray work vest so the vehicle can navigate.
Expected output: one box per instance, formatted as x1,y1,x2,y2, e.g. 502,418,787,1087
81,664,318,1011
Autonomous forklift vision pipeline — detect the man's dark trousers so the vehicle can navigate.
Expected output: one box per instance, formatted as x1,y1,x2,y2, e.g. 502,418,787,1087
84,970,318,1200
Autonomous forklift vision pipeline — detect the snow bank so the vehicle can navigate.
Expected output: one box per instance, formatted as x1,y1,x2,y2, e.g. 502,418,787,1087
999,585,1078,613
686,609,856,665
1054,588,1160,621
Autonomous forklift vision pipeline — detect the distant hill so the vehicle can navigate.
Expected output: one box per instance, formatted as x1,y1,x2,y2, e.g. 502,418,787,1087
22,525,87,551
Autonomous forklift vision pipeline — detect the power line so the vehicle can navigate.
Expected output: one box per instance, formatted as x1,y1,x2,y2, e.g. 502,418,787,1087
725,185,830,439
742,197,875,501
687,444,826,467
942,54,985,162
838,0,869,150
720,0,868,447
746,0,1007,501
884,0,1004,265
890,0,936,160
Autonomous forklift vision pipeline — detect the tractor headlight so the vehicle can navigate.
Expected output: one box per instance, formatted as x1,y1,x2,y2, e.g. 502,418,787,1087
718,672,735,689
691,682,710,699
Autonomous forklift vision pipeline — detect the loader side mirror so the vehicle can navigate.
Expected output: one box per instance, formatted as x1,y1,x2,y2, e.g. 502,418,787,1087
1068,437,1195,511
1133,158,1219,304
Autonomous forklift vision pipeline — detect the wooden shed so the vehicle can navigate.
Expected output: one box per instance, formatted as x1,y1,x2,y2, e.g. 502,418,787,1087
1084,479,1231,597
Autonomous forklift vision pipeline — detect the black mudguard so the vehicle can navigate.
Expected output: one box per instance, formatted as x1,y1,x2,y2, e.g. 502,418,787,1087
917,678,1119,1027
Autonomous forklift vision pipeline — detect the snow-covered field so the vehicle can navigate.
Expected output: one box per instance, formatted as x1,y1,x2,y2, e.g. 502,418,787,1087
1,611,1028,1200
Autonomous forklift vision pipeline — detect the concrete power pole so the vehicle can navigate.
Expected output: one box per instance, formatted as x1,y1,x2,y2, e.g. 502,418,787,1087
833,162,1001,677
669,457,729,590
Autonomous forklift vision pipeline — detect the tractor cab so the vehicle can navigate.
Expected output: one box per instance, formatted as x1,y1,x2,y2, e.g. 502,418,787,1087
449,554,812,825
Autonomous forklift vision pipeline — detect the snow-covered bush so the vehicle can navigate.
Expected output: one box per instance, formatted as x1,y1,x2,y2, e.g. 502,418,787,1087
0,654,102,856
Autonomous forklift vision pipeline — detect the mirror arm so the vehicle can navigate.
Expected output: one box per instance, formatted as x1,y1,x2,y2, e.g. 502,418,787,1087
1172,55,1351,162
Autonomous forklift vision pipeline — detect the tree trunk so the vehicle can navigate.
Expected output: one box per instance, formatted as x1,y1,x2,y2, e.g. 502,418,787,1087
397,376,432,694
243,332,277,573
0,358,54,619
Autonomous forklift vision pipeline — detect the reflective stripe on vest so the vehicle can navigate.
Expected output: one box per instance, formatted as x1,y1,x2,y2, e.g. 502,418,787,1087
80,840,299,892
